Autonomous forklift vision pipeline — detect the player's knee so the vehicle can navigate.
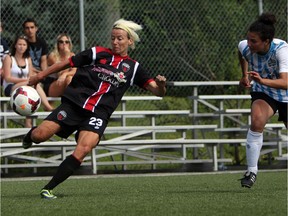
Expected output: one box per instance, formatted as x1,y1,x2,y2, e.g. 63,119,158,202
251,114,267,131
73,143,94,161
250,121,265,132
32,121,60,142
81,144,94,155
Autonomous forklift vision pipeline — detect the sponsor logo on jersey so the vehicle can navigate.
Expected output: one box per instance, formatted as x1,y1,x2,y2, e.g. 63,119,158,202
267,57,277,71
98,73,120,87
91,65,127,86
92,66,113,76
57,110,67,121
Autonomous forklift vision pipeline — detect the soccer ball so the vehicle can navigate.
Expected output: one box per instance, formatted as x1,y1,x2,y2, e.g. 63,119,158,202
10,86,41,116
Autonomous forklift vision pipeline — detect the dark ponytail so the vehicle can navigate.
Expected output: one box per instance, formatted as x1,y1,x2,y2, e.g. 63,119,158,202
258,13,276,25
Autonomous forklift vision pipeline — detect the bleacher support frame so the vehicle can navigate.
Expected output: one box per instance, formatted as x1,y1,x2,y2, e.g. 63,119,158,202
1,82,287,175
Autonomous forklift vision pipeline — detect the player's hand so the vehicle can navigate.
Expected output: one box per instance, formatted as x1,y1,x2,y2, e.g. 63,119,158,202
28,73,44,86
247,71,262,84
154,75,166,87
239,76,251,88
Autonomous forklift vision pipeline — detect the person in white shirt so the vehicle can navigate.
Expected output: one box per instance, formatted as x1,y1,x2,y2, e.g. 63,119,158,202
3,35,53,127
238,12,288,188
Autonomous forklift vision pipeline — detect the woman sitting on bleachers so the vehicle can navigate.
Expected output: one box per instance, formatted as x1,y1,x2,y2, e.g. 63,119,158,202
44,33,76,97
2,35,53,127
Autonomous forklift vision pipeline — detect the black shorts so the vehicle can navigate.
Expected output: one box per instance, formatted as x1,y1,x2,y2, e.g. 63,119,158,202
251,92,288,122
4,84,14,96
45,100,108,139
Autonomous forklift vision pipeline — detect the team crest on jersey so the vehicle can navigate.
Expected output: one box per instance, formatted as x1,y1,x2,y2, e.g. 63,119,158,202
267,58,277,68
57,110,67,121
122,63,130,72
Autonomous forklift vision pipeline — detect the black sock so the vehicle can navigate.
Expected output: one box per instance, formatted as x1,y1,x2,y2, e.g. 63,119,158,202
24,126,38,143
43,155,81,190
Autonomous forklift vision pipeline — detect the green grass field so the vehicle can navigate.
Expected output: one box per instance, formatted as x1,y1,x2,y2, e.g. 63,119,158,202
1,170,287,216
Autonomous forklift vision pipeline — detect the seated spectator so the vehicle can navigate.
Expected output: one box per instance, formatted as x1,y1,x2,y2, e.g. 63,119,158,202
2,35,53,127
44,33,76,97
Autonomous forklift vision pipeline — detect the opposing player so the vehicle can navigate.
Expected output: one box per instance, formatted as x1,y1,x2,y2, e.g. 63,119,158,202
23,18,167,199
238,13,288,188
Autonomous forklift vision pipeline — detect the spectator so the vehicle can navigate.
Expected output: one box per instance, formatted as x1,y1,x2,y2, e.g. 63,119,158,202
22,18,48,73
0,21,10,87
238,13,288,188
45,33,76,97
22,18,166,199
3,35,53,127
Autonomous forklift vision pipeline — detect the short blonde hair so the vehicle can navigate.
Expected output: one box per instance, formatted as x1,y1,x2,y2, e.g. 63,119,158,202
113,19,143,49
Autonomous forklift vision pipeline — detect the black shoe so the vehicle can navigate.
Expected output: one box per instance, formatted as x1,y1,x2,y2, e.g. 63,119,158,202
22,127,36,149
240,171,257,188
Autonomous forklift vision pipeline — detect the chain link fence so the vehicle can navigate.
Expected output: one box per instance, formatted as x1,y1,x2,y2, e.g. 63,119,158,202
1,0,287,97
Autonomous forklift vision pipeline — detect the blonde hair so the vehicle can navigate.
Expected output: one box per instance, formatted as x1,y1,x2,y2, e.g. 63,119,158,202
113,19,143,49
50,33,73,62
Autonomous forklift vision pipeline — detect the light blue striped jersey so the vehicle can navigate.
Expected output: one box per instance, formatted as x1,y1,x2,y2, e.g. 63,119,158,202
238,38,288,103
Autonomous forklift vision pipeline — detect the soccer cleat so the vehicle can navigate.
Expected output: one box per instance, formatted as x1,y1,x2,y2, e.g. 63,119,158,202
22,127,36,149
240,171,257,188
40,189,57,199
22,134,32,149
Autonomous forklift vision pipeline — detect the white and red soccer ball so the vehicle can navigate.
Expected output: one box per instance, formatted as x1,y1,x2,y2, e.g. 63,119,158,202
10,86,41,116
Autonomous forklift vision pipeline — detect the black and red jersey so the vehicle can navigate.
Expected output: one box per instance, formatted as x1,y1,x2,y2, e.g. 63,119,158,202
62,46,154,120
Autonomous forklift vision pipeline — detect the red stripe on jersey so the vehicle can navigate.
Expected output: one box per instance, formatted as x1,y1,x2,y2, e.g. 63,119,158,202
84,82,111,111
95,46,129,69
143,78,154,88
111,54,128,68
111,55,121,68
96,46,111,53
69,57,74,67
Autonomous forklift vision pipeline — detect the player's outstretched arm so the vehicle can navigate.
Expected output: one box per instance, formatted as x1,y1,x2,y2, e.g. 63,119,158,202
28,59,71,86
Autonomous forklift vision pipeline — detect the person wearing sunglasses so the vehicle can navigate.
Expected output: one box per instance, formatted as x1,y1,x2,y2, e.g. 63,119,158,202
23,18,166,199
44,33,76,97
2,35,53,127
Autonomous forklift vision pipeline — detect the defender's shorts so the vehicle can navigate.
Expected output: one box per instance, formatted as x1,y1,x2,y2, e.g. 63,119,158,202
251,92,288,122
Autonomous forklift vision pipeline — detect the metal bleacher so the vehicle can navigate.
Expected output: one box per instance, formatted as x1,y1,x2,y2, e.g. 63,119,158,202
1,81,287,175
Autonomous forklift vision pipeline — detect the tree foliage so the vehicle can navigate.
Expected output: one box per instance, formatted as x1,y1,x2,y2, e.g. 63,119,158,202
1,0,287,96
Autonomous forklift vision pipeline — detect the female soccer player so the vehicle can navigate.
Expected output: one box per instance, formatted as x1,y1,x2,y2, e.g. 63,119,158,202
23,19,166,199
238,13,288,188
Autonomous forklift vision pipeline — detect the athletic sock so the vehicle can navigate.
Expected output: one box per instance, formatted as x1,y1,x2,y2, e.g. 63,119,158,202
43,155,81,190
246,129,263,175
24,126,38,143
